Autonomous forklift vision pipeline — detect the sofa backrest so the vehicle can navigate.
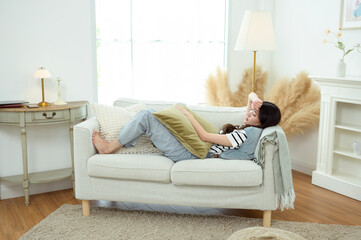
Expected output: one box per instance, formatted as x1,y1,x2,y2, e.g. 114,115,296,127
113,98,247,130
113,98,180,111
188,105,246,129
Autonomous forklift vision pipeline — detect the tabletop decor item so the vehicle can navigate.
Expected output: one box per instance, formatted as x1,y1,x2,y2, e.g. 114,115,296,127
0,100,28,108
54,77,67,105
33,67,52,107
323,28,361,77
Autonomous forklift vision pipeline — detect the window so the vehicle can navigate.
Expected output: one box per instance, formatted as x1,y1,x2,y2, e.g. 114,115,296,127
96,0,228,105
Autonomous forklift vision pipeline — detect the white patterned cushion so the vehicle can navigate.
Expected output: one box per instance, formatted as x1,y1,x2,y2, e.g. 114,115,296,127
91,103,162,154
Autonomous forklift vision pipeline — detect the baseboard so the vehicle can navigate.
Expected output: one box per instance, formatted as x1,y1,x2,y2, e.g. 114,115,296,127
0,179,72,200
291,159,315,175
312,171,361,201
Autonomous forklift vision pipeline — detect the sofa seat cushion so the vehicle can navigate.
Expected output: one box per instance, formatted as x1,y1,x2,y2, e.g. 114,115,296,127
87,154,174,183
171,159,262,187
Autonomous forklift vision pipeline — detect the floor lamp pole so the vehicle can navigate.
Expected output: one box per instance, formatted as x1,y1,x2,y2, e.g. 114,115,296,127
252,51,257,92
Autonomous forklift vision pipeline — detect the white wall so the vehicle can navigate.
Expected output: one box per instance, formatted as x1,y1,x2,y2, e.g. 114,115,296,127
271,0,361,174
272,0,361,82
0,0,97,198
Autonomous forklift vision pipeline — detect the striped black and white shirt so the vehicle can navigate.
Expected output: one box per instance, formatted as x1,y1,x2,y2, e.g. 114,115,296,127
209,129,247,155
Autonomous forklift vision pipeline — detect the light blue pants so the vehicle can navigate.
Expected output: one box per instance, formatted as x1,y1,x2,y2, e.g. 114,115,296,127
117,109,199,162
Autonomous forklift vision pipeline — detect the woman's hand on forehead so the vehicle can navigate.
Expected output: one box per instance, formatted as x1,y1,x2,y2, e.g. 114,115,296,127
252,98,263,111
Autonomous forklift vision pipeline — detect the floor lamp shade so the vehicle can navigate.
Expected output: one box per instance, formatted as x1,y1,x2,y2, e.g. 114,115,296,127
235,11,276,51
235,11,276,92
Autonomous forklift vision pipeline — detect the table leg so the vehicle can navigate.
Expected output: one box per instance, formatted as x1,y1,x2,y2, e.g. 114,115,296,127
69,115,75,193
20,112,30,206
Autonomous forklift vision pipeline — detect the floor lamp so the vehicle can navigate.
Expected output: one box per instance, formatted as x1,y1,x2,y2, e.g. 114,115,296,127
234,11,276,92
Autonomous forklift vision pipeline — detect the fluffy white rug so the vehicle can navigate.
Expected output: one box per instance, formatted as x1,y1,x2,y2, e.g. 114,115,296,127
20,204,361,240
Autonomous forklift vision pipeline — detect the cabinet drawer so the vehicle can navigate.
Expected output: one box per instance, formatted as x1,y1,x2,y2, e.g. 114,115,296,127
0,111,20,124
27,110,69,123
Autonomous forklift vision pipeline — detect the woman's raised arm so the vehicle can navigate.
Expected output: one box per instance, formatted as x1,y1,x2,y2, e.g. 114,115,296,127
247,92,263,113
175,106,232,147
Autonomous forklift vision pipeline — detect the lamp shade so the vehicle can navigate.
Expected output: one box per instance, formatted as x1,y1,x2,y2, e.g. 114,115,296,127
235,11,276,51
33,67,52,78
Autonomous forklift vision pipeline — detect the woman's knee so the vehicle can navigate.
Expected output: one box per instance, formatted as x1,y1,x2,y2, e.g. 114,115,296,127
138,108,155,115
137,109,156,120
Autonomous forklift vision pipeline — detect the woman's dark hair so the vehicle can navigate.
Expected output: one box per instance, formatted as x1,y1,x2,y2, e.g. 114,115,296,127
258,101,281,129
220,123,242,134
220,101,281,133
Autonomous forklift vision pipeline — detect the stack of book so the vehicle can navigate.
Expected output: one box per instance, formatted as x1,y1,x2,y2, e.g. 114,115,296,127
0,100,29,108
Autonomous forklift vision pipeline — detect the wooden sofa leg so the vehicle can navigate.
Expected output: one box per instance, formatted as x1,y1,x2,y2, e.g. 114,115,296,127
263,210,271,227
82,200,90,216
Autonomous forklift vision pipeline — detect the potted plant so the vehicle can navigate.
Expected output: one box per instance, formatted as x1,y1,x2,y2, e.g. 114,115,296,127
323,28,360,77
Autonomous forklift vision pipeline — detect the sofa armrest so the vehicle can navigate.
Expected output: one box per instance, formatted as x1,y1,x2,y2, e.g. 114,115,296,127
261,141,277,209
74,117,99,199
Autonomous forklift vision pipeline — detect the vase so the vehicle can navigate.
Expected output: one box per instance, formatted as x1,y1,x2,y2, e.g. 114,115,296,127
336,59,346,77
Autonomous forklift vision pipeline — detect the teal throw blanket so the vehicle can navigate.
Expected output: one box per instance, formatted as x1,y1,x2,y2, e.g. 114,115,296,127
254,125,295,210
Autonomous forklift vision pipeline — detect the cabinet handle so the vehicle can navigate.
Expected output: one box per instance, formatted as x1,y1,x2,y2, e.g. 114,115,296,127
42,112,56,119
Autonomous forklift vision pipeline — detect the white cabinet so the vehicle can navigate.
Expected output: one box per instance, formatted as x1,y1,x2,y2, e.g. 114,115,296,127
311,76,361,201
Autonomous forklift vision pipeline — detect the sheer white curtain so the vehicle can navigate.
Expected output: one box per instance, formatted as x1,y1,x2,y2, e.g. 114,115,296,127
96,0,228,105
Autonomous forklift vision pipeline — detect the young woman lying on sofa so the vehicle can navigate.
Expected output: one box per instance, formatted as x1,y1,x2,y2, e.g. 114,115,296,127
92,92,281,162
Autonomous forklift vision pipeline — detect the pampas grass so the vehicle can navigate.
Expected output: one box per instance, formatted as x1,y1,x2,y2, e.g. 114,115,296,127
205,67,232,106
231,66,267,107
205,66,267,107
265,72,320,137
205,68,320,137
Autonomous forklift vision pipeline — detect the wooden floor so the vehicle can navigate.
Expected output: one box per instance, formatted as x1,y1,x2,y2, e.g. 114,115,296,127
0,170,360,240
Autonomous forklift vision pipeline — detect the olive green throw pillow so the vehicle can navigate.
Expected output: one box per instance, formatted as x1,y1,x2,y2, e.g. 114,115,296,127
153,106,218,159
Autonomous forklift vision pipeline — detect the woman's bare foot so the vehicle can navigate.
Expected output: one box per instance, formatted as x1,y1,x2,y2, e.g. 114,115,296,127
92,130,123,154
92,130,111,154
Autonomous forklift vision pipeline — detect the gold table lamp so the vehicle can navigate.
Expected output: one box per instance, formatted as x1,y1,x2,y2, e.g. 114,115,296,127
34,67,52,107
234,11,276,92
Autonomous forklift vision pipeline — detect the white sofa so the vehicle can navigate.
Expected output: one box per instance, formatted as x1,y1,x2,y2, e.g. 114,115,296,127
74,98,281,227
